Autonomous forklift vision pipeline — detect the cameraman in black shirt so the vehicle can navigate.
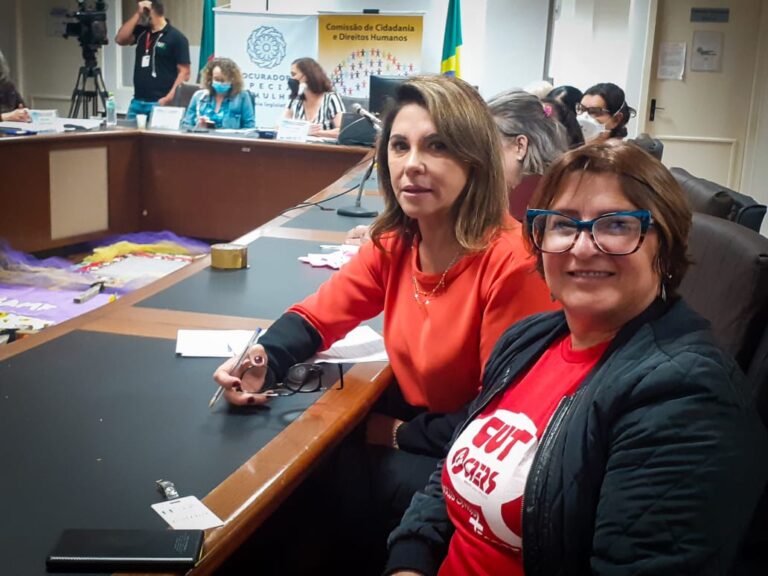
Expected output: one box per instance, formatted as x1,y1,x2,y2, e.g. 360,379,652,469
116,0,190,120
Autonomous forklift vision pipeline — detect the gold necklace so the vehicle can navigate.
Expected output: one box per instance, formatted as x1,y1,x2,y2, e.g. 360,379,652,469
412,250,462,305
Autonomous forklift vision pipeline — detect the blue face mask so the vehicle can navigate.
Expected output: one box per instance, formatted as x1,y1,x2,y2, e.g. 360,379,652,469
212,81,231,94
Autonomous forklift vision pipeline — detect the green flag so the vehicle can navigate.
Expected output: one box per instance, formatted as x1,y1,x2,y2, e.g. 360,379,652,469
441,0,462,77
198,0,215,80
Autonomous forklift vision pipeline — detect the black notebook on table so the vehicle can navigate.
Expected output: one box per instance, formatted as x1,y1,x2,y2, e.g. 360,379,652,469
45,529,204,573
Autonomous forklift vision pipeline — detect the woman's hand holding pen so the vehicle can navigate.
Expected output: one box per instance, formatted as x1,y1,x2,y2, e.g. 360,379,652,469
212,344,270,406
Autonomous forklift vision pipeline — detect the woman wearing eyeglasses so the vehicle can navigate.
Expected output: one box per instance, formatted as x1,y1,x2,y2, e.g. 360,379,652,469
385,140,767,576
576,82,636,143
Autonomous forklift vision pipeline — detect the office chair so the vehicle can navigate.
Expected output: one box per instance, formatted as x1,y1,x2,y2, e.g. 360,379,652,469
672,167,767,233
169,83,202,109
628,133,664,160
678,213,768,403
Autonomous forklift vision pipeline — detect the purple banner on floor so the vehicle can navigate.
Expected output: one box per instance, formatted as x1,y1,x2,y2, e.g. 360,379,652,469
0,284,114,325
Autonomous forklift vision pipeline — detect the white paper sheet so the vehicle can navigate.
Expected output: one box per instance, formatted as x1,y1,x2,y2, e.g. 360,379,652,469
314,325,387,363
298,244,360,269
175,329,255,357
151,495,223,530
176,325,387,363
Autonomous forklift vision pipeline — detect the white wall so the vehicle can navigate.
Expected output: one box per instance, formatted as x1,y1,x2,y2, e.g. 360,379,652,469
549,0,631,91
483,0,550,97
219,0,549,98
741,2,768,235
11,0,120,116
0,0,19,85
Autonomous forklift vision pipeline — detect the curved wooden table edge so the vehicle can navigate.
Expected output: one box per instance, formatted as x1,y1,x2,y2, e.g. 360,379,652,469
194,361,392,575
125,362,393,576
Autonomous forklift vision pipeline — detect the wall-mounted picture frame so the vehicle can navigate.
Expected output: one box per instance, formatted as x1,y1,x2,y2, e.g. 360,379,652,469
691,30,723,72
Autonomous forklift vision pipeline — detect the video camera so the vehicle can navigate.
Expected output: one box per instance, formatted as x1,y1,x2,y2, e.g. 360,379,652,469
64,0,109,64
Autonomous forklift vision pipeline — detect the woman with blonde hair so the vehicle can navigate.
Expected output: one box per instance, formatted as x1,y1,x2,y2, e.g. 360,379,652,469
182,57,254,129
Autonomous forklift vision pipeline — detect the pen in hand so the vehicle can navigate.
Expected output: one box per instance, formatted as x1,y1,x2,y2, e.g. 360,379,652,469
209,327,263,409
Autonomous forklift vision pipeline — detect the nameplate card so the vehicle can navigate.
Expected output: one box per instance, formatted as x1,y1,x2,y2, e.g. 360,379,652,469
276,118,310,143
30,109,58,133
150,106,186,131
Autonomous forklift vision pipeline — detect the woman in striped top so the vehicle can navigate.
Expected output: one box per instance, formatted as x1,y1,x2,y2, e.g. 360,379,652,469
284,57,345,139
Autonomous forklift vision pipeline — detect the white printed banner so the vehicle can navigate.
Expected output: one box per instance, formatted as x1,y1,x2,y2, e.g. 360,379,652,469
214,10,318,127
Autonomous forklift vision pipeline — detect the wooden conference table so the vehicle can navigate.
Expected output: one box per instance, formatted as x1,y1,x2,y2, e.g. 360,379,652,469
0,136,389,575
0,128,369,253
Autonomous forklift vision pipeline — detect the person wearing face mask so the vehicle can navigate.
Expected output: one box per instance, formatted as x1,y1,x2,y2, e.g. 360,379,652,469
576,82,636,143
115,0,190,120
182,58,254,129
283,57,345,139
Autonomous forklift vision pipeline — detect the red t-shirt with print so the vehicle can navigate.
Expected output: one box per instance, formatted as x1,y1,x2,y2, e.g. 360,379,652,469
439,335,610,576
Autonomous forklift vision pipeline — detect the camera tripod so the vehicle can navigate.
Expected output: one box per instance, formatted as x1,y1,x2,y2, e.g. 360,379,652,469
68,49,108,118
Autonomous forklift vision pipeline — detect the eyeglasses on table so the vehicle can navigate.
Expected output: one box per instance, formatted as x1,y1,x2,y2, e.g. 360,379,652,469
262,362,345,397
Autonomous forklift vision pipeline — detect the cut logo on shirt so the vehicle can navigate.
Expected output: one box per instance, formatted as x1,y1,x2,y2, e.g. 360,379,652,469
445,409,538,548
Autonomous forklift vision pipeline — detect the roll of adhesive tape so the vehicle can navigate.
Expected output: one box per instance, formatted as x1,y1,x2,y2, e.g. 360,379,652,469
210,243,248,269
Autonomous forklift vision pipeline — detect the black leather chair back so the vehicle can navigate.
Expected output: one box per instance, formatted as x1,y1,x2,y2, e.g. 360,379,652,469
629,133,664,160
678,213,768,402
671,167,767,232
170,83,202,109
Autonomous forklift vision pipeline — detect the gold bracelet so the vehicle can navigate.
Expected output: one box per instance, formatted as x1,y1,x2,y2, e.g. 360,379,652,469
392,420,403,450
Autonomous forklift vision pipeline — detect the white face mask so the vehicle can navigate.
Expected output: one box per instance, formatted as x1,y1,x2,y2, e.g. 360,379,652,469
576,112,608,142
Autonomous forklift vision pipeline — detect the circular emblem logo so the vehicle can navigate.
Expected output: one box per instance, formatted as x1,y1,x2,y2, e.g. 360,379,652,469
246,26,287,69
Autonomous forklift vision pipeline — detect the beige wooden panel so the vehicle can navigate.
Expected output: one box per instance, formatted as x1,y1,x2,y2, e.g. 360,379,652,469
648,0,762,189
658,136,736,187
49,147,109,239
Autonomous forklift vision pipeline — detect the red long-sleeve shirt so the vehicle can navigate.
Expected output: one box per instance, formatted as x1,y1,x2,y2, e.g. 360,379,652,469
289,216,558,413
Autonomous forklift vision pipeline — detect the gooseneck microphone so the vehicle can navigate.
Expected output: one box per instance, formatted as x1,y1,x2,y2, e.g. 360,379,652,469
352,103,382,131
337,155,379,218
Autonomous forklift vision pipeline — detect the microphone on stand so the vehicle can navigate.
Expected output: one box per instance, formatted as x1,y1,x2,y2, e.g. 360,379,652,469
337,105,380,218
352,103,382,131
337,154,379,218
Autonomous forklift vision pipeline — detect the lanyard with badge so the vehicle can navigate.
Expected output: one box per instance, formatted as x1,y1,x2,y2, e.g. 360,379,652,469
141,30,164,77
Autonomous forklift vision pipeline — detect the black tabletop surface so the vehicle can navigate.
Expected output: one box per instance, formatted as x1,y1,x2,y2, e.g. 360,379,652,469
281,194,385,231
0,330,319,576
137,237,383,332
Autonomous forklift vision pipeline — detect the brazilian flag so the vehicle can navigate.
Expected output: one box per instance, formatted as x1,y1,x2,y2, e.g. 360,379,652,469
440,0,462,77
198,0,216,80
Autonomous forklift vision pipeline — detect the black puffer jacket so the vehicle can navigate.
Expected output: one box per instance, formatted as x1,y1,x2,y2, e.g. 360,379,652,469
386,299,768,575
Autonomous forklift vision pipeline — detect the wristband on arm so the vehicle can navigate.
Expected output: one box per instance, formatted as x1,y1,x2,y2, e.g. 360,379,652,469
392,420,404,449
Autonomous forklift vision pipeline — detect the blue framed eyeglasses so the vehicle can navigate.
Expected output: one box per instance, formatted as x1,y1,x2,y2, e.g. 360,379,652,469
526,209,654,255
